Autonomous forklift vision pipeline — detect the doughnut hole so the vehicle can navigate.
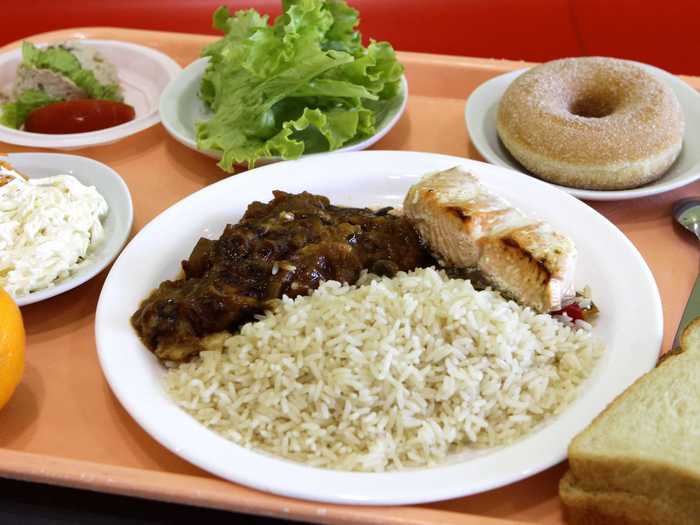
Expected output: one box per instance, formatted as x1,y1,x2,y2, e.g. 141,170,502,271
569,88,621,118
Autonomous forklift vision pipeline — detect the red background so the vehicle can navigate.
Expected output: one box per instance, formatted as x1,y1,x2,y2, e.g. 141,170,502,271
3,0,700,75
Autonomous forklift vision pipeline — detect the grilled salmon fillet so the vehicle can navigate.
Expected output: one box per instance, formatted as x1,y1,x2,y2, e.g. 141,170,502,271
404,167,576,312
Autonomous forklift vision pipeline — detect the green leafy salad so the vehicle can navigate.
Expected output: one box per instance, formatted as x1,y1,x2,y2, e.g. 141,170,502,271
197,0,405,172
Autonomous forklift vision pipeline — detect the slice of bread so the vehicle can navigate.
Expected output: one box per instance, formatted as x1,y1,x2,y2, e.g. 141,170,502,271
560,317,700,524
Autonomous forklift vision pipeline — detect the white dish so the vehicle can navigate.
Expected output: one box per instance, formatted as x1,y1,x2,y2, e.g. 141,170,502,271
465,63,700,200
159,57,408,165
95,150,662,505
6,152,133,306
0,39,182,149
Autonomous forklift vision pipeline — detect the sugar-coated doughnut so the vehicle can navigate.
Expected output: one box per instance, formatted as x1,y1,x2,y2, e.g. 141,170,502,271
496,57,685,190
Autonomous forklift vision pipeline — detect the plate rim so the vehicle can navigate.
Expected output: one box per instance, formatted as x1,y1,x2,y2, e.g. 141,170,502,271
0,39,182,149
158,56,409,164
95,150,663,505
5,152,134,306
465,61,700,201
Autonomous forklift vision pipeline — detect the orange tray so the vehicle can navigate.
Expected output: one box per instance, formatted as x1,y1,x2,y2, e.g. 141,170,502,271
1,27,699,525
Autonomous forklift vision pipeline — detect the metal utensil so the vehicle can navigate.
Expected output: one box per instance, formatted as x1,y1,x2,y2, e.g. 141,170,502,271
672,198,700,348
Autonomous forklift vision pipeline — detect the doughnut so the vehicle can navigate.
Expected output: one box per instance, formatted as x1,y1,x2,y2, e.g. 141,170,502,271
496,57,685,190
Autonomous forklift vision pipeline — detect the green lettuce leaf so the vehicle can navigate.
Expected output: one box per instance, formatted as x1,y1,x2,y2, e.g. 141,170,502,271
0,89,59,129
289,78,377,99
196,0,404,172
328,41,403,97
322,0,362,54
22,42,122,101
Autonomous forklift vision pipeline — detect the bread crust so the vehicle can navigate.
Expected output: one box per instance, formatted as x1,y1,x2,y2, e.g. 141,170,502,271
560,471,683,525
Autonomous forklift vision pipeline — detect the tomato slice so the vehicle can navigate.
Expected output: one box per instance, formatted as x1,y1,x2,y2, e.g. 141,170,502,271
24,99,136,134
552,302,584,321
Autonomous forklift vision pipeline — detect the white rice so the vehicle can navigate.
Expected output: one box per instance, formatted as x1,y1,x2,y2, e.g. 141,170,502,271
165,267,603,472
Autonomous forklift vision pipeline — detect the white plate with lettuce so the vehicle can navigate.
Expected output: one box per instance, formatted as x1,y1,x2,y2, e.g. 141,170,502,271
159,2,408,173
0,39,181,149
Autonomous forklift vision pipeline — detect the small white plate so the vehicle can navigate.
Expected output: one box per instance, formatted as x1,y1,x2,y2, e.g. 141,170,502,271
465,63,700,200
159,57,408,165
5,152,133,306
96,150,662,505
0,40,182,149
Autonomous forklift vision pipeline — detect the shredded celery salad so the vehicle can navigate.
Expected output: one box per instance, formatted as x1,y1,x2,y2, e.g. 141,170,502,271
0,165,108,297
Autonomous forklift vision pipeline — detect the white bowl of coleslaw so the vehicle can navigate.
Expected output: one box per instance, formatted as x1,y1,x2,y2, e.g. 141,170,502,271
1,152,133,306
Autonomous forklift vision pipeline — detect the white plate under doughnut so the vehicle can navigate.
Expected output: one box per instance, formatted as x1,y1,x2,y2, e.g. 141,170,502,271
465,63,700,201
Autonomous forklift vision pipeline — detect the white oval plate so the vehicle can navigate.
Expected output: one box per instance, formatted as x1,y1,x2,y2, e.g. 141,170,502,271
0,39,182,149
95,150,662,505
465,63,700,200
6,152,133,306
159,57,408,164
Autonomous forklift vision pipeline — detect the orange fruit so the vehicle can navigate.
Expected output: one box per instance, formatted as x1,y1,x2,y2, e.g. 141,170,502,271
0,287,24,410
